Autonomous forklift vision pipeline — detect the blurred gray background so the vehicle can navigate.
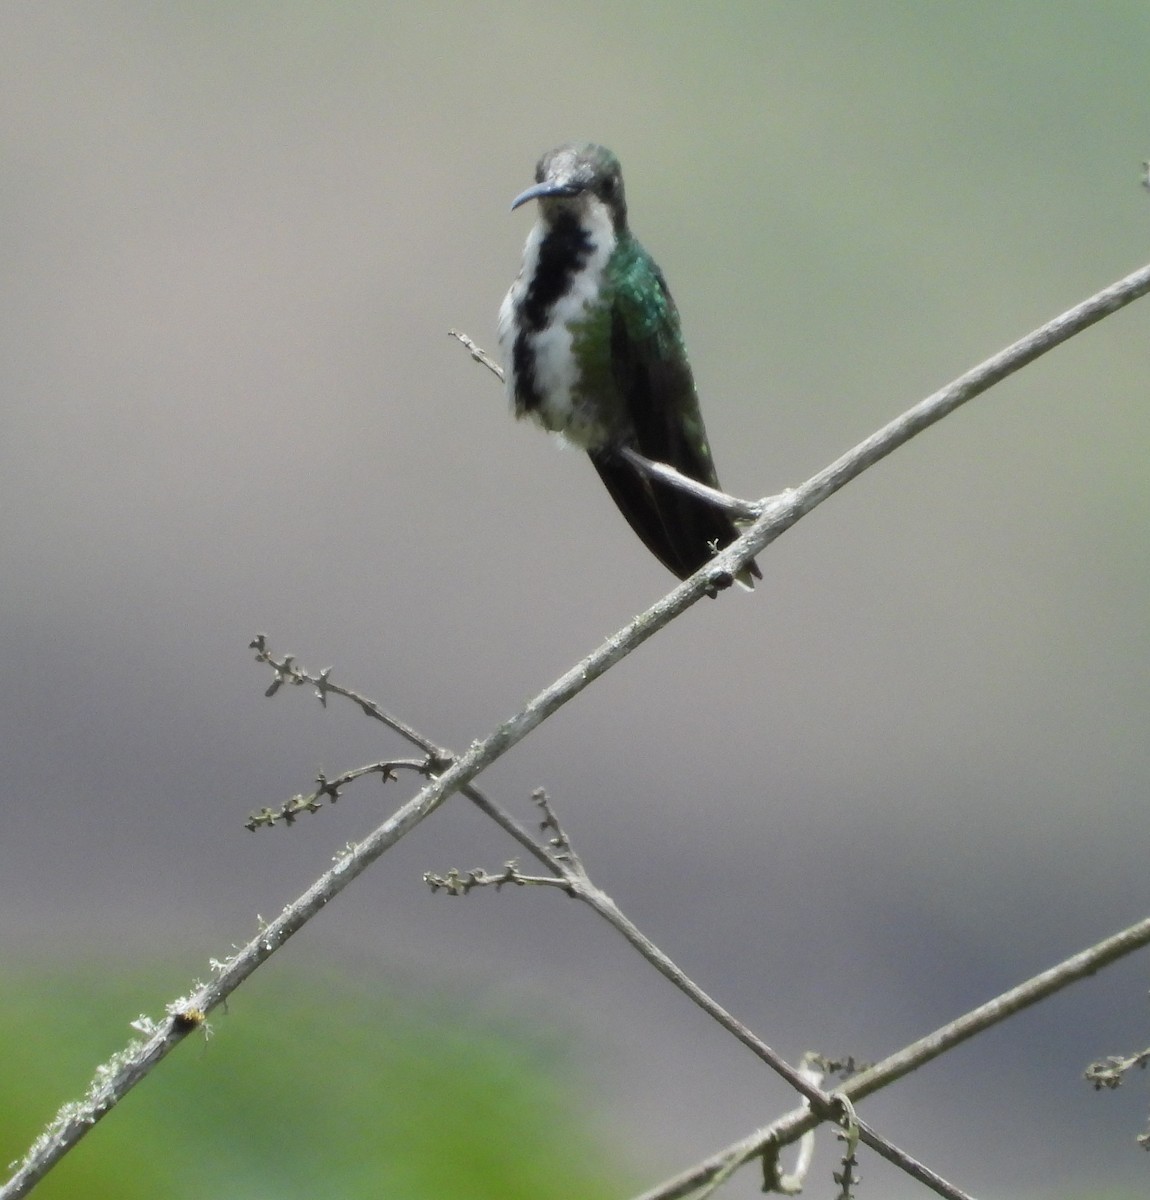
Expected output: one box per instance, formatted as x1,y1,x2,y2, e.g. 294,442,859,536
3,4,1150,1197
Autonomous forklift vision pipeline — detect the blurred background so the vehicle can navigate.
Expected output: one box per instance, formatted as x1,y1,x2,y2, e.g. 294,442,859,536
3,4,1149,1197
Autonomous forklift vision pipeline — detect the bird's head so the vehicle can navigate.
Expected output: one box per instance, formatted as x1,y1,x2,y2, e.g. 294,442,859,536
510,142,628,231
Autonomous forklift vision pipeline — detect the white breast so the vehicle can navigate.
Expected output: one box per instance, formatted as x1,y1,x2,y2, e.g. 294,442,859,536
499,202,617,450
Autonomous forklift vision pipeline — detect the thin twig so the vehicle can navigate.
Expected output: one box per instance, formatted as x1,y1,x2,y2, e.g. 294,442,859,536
617,446,762,520
1085,1046,1150,1090
635,911,1150,1200
762,1077,819,1195
250,635,449,764
449,328,504,380
465,835,974,1200
247,636,560,872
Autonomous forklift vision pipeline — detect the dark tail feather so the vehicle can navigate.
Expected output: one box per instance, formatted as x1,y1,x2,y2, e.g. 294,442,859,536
588,450,760,591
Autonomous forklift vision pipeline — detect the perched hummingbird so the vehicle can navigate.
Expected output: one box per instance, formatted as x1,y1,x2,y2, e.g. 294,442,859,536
498,142,760,592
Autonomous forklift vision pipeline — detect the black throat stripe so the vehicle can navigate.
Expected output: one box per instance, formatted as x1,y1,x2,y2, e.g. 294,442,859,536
512,211,595,413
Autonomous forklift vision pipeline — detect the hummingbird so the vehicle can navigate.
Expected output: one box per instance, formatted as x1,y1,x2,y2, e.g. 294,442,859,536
498,142,760,592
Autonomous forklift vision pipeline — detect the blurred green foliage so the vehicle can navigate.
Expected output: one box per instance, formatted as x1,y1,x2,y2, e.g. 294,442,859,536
1,962,632,1199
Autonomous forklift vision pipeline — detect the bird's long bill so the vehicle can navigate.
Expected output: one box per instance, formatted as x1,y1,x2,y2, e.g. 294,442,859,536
509,180,581,211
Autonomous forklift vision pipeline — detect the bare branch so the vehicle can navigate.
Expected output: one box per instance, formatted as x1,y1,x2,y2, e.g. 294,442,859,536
245,760,433,829
717,259,1150,584
428,790,974,1200
1085,1047,1150,1090
449,328,504,380
638,910,1150,1200
248,636,565,874
757,1057,823,1196
424,861,574,895
6,261,1149,1199
250,634,450,766
617,446,763,520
